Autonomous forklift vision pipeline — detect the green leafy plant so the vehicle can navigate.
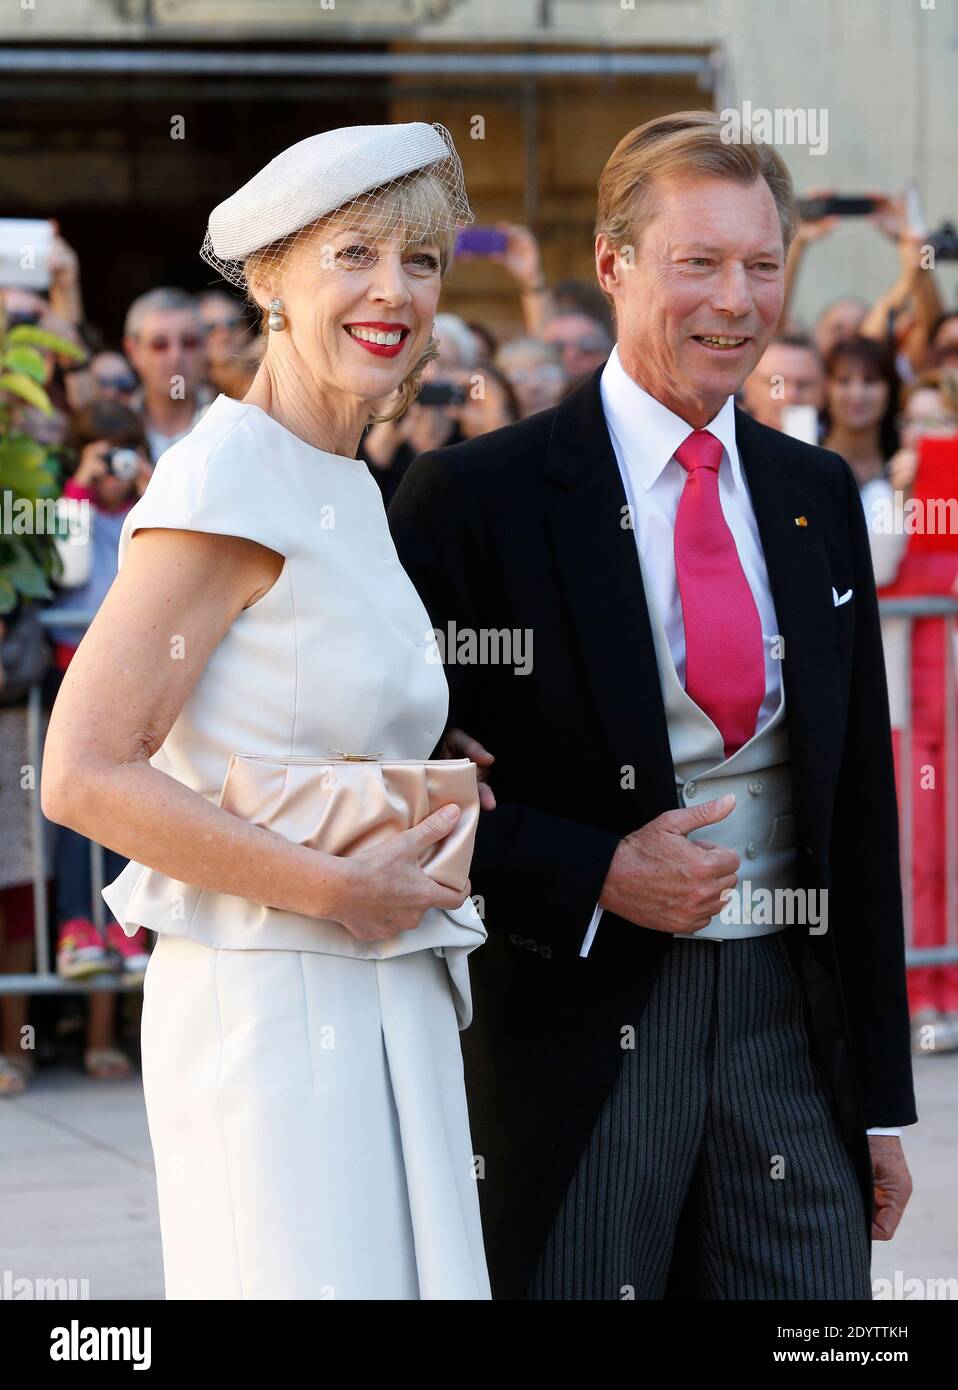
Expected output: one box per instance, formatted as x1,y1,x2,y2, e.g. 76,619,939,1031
0,318,86,615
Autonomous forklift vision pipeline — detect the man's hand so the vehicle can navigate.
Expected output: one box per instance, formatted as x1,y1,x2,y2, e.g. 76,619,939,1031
47,222,81,294
494,223,546,293
867,192,908,245
794,187,841,247
440,726,496,811
868,1135,912,1240
598,795,740,934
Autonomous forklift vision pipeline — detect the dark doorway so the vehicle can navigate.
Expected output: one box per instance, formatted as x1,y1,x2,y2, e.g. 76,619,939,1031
0,44,390,344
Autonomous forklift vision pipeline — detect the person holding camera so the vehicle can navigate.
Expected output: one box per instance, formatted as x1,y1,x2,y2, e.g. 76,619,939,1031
44,402,154,1075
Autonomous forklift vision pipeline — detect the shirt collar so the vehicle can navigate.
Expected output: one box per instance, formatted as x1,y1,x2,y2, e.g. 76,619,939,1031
599,342,743,492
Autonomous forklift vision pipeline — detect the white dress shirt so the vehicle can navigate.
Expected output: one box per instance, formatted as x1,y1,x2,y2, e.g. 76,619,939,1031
581,343,782,957
579,346,901,1138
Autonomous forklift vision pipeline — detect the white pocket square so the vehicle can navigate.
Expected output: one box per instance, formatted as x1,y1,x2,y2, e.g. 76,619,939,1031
832,586,853,606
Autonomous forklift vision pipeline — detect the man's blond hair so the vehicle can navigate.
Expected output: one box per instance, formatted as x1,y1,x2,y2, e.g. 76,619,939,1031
595,110,799,262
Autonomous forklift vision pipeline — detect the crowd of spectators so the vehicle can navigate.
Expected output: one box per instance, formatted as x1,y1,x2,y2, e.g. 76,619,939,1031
1,190,957,1093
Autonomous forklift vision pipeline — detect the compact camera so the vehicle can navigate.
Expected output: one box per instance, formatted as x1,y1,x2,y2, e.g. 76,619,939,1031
102,446,142,481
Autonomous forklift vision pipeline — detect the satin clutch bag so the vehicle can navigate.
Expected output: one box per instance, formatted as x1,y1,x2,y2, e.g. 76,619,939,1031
217,751,480,897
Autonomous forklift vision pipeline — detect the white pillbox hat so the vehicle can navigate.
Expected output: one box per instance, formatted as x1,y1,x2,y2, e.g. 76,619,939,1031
200,121,472,288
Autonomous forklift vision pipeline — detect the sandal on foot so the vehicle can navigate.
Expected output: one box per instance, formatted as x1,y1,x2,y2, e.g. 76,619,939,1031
84,1046,131,1080
0,1054,31,1096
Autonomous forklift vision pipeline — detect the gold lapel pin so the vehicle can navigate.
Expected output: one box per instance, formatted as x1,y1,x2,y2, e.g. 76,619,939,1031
794,515,808,527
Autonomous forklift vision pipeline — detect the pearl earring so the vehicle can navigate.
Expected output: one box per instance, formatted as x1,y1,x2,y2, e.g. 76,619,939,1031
267,298,287,332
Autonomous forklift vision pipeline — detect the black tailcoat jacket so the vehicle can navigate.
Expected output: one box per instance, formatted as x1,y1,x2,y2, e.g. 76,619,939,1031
387,366,917,1300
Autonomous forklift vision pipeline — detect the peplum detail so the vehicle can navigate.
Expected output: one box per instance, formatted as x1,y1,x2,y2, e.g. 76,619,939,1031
102,393,486,1028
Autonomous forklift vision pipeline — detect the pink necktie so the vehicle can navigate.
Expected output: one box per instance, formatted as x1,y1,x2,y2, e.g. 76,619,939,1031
673,429,765,758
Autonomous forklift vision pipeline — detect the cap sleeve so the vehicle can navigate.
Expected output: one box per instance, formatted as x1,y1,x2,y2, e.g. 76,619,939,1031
117,408,292,568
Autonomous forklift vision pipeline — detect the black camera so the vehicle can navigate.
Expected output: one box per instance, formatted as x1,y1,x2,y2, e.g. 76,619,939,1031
926,222,958,262
418,382,467,408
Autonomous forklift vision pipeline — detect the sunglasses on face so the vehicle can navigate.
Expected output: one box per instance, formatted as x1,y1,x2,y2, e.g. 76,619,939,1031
143,334,204,352
508,366,566,386
203,317,242,333
897,414,958,434
557,338,608,355
95,375,138,393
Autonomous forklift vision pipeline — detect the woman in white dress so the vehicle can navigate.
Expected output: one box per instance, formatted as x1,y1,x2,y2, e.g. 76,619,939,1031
40,123,491,1299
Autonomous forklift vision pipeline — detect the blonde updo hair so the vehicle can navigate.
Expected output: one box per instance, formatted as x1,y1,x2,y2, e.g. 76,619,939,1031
244,168,458,425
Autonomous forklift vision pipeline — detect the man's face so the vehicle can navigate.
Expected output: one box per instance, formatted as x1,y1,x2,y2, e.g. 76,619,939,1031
539,313,610,383
499,344,566,417
596,173,786,425
125,309,206,397
900,386,958,450
742,343,825,430
90,352,137,404
200,294,246,367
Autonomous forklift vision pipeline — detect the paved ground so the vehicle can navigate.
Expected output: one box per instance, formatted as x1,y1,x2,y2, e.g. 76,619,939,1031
1,1054,955,1301
0,1067,161,1300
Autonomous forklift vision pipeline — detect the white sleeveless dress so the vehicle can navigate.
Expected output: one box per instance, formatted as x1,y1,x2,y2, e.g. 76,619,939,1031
101,394,490,1300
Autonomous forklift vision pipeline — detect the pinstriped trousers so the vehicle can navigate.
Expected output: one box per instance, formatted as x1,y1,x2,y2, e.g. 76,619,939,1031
527,933,873,1300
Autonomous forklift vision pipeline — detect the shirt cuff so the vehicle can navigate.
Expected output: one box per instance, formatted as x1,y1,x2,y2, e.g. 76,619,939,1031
866,1127,903,1137
580,902,603,958
63,477,96,502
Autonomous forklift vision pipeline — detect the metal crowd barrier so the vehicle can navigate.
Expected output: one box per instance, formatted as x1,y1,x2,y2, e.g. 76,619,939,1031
0,611,140,995
1,601,957,995
880,596,958,967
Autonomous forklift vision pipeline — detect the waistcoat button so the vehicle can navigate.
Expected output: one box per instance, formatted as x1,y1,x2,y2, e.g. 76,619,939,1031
747,779,764,795
685,780,697,799
745,840,758,858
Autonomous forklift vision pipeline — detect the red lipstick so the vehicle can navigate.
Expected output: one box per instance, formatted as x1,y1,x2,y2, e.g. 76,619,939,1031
343,321,411,359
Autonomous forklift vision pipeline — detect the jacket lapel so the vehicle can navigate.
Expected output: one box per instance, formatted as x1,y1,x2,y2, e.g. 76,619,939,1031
543,369,678,810
541,372,844,828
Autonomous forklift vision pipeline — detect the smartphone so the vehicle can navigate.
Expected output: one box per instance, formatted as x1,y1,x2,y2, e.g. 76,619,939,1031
455,226,509,256
798,195,879,221
781,405,820,445
418,382,467,407
904,182,926,238
0,218,53,290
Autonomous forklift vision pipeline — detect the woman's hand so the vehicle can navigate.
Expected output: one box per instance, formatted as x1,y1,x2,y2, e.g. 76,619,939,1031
336,804,471,942
440,367,514,440
441,726,496,811
888,445,918,492
72,441,111,490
